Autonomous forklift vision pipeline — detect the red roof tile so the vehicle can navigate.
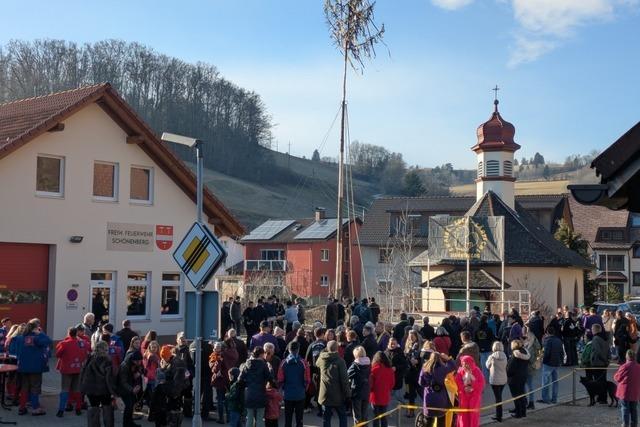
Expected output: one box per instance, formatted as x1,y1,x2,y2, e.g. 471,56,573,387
0,83,245,237
568,195,629,244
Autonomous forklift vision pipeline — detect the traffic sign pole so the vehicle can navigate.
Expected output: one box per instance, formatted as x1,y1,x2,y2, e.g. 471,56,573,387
193,141,204,427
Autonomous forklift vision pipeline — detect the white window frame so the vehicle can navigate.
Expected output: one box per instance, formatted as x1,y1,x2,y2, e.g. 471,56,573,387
320,275,329,287
379,247,392,264
126,271,151,319
35,154,65,198
320,249,329,262
160,272,183,319
92,161,119,202
261,249,285,260
129,165,154,205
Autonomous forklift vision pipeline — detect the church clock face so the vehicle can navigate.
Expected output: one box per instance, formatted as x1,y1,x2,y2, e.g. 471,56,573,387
443,217,488,259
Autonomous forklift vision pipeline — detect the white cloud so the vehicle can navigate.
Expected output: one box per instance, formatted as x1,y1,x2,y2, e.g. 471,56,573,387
431,0,475,11
507,0,630,66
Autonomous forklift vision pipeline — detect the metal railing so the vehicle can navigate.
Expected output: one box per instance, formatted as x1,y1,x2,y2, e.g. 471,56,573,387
244,259,287,272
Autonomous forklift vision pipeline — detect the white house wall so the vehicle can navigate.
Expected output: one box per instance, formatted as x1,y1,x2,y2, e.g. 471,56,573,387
0,103,223,340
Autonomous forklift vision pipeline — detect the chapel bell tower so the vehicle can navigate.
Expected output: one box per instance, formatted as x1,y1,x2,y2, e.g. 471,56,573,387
472,91,521,209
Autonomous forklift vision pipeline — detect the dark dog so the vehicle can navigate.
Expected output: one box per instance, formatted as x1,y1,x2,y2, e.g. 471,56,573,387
579,376,618,407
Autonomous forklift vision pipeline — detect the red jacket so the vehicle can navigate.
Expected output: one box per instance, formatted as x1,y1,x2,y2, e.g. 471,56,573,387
55,336,89,374
369,363,395,406
433,336,452,355
265,387,282,420
614,360,640,401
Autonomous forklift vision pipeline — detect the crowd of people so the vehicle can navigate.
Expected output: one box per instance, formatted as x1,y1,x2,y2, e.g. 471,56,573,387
0,297,640,427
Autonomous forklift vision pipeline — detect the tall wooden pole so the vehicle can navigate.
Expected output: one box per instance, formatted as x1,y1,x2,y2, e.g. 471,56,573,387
335,9,351,300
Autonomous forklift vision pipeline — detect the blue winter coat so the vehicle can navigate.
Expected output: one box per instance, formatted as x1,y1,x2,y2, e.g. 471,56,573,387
278,354,308,401
15,332,52,373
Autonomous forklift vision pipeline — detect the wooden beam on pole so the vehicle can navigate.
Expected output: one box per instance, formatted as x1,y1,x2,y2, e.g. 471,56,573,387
47,123,65,132
126,135,144,144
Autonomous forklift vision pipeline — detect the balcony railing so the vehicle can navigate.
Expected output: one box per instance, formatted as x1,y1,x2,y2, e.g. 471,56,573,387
245,260,287,272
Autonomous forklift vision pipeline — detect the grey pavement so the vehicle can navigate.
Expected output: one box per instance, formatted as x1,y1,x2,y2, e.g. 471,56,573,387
0,365,612,426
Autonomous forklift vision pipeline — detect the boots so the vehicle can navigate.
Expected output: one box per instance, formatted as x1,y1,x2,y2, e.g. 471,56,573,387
87,407,101,427
101,405,115,427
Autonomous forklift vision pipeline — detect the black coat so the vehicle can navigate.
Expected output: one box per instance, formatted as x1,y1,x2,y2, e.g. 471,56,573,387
420,324,435,341
385,348,408,390
116,327,138,353
506,350,529,385
347,359,371,400
238,358,273,408
393,321,409,342
362,334,378,360
80,354,116,396
344,340,360,368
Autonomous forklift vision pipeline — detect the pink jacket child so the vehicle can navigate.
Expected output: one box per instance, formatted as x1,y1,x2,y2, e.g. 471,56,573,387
614,358,640,402
265,385,282,421
455,355,485,427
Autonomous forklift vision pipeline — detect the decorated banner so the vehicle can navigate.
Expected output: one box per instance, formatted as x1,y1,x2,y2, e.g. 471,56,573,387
428,215,504,262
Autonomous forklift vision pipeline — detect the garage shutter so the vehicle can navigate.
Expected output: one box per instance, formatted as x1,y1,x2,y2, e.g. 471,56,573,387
0,243,49,327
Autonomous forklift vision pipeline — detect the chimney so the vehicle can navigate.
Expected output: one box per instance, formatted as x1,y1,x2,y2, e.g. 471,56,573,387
315,207,326,222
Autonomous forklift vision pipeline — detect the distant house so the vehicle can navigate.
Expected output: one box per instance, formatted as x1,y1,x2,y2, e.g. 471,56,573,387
239,208,362,301
568,196,640,298
359,99,591,316
358,194,573,307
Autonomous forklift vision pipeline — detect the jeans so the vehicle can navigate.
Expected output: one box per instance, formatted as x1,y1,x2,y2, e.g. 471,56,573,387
121,393,135,427
323,405,347,427
229,410,242,427
352,398,369,423
621,400,638,427
216,387,226,421
525,372,535,403
246,407,265,427
491,384,504,421
480,352,491,378
284,399,305,427
372,404,388,427
541,364,558,403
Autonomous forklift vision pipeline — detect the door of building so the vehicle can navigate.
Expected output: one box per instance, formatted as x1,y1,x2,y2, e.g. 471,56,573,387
90,272,115,325
0,243,49,327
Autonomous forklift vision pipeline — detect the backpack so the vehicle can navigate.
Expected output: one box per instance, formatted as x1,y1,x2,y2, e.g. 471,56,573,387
309,341,326,367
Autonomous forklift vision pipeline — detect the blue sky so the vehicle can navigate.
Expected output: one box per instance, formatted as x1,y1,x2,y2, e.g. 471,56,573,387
1,0,639,169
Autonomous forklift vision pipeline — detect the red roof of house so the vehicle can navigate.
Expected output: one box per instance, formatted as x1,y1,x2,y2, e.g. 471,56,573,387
472,100,521,153
0,83,245,237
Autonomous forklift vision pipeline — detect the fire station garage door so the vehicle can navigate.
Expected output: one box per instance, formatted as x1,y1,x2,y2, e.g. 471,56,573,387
0,243,49,326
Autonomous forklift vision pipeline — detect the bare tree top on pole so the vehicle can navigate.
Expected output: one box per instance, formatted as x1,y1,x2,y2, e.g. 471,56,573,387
324,0,386,71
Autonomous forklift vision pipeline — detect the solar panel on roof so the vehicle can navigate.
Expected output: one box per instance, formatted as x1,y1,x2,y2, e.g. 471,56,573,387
242,220,295,241
294,219,349,240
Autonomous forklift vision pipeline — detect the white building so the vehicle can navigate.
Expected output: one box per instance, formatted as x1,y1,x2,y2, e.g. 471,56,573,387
0,84,244,340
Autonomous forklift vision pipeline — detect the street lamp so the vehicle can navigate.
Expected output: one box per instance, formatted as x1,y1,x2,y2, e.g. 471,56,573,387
161,132,205,427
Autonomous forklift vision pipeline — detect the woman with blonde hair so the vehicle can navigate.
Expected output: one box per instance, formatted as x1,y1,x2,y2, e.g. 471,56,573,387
419,351,455,427
506,340,529,419
404,330,422,417
347,345,371,424
486,341,507,422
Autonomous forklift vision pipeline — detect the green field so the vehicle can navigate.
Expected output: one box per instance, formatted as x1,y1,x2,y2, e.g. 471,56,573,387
451,179,571,196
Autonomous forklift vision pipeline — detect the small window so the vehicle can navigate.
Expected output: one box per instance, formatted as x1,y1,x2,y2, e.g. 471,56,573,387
344,247,350,262
261,249,285,260
36,155,64,196
130,166,153,203
633,272,640,287
477,161,483,178
486,160,500,176
378,280,392,295
126,272,150,318
599,255,625,272
503,160,513,177
320,249,329,262
379,248,393,263
634,245,640,258
632,214,640,228
93,161,118,201
161,272,182,317
599,229,625,242
320,275,329,287
90,272,113,281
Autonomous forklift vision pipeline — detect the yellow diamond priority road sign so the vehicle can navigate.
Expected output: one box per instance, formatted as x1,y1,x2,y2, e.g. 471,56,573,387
173,222,227,289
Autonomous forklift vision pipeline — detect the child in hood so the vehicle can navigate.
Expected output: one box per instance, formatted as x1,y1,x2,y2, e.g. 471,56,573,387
265,382,282,427
225,367,244,427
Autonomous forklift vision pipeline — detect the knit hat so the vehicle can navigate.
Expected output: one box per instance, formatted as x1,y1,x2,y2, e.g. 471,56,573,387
160,344,174,362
